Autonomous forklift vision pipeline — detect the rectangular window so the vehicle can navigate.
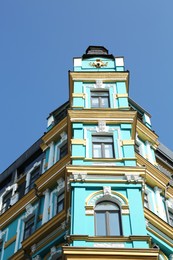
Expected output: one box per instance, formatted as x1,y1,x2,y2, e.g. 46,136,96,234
29,167,40,190
23,216,35,240
92,136,114,158
168,210,173,226
60,142,68,159
57,193,65,214
2,190,12,212
0,241,3,259
91,91,110,108
144,192,149,208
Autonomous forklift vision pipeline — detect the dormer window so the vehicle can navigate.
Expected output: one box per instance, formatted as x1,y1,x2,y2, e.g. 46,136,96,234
91,91,110,108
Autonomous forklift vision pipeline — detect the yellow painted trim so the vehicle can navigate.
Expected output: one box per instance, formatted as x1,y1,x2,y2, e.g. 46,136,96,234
63,246,159,258
4,235,16,248
66,165,146,176
147,226,173,247
136,153,173,196
115,93,128,98
71,106,84,108
144,208,173,239
71,139,86,145
85,190,129,206
137,120,159,146
41,118,67,146
72,93,86,99
122,140,135,145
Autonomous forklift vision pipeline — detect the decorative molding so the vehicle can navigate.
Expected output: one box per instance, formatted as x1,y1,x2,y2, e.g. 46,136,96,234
89,59,108,68
96,79,103,88
96,121,109,132
94,242,125,248
103,186,111,196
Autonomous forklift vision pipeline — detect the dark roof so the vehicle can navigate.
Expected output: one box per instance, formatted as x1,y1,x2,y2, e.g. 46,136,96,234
157,142,173,162
82,46,115,60
0,138,43,182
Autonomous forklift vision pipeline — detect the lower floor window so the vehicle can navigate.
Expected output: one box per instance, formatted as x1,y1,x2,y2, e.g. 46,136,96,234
95,201,122,236
23,216,35,240
168,210,173,226
57,193,65,214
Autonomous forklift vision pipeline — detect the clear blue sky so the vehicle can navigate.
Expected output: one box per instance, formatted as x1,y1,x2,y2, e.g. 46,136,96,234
0,1,173,173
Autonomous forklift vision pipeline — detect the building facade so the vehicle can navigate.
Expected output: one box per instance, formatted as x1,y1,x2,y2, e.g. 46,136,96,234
0,46,172,260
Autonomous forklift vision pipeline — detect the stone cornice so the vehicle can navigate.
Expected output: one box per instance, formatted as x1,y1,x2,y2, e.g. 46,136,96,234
144,208,173,240
0,189,37,229
67,235,151,243
22,210,66,250
137,120,159,147
136,153,173,197
41,117,67,149
66,165,146,176
63,246,159,259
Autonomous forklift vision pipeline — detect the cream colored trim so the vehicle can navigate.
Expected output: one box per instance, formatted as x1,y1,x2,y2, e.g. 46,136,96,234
144,208,173,239
115,93,128,98
72,93,86,99
147,226,173,247
71,139,86,145
121,140,135,146
63,246,159,259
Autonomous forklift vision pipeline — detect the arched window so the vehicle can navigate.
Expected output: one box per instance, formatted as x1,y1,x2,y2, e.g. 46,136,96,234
95,201,122,236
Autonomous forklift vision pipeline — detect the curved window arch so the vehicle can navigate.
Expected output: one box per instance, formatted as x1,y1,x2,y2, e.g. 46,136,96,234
95,200,122,236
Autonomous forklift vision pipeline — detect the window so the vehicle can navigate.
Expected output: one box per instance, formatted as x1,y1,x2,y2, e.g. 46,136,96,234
0,241,3,259
92,136,114,158
91,91,110,108
57,193,64,214
168,209,173,226
2,190,12,212
144,192,149,208
95,201,122,236
28,167,40,191
23,215,35,240
60,142,68,159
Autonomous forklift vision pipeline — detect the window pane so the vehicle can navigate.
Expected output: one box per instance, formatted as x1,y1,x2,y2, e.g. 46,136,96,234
100,97,109,108
104,144,114,158
93,144,101,158
24,216,35,239
91,97,99,108
95,212,106,236
109,212,121,236
60,142,68,159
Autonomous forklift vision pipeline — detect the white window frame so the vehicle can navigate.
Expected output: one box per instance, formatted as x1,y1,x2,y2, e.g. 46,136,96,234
49,178,65,219
0,184,18,214
54,132,67,164
25,161,41,194
84,126,122,161
83,82,117,109
15,203,38,252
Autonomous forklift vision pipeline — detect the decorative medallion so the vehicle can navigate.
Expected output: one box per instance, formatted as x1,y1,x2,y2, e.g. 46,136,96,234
89,59,108,68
